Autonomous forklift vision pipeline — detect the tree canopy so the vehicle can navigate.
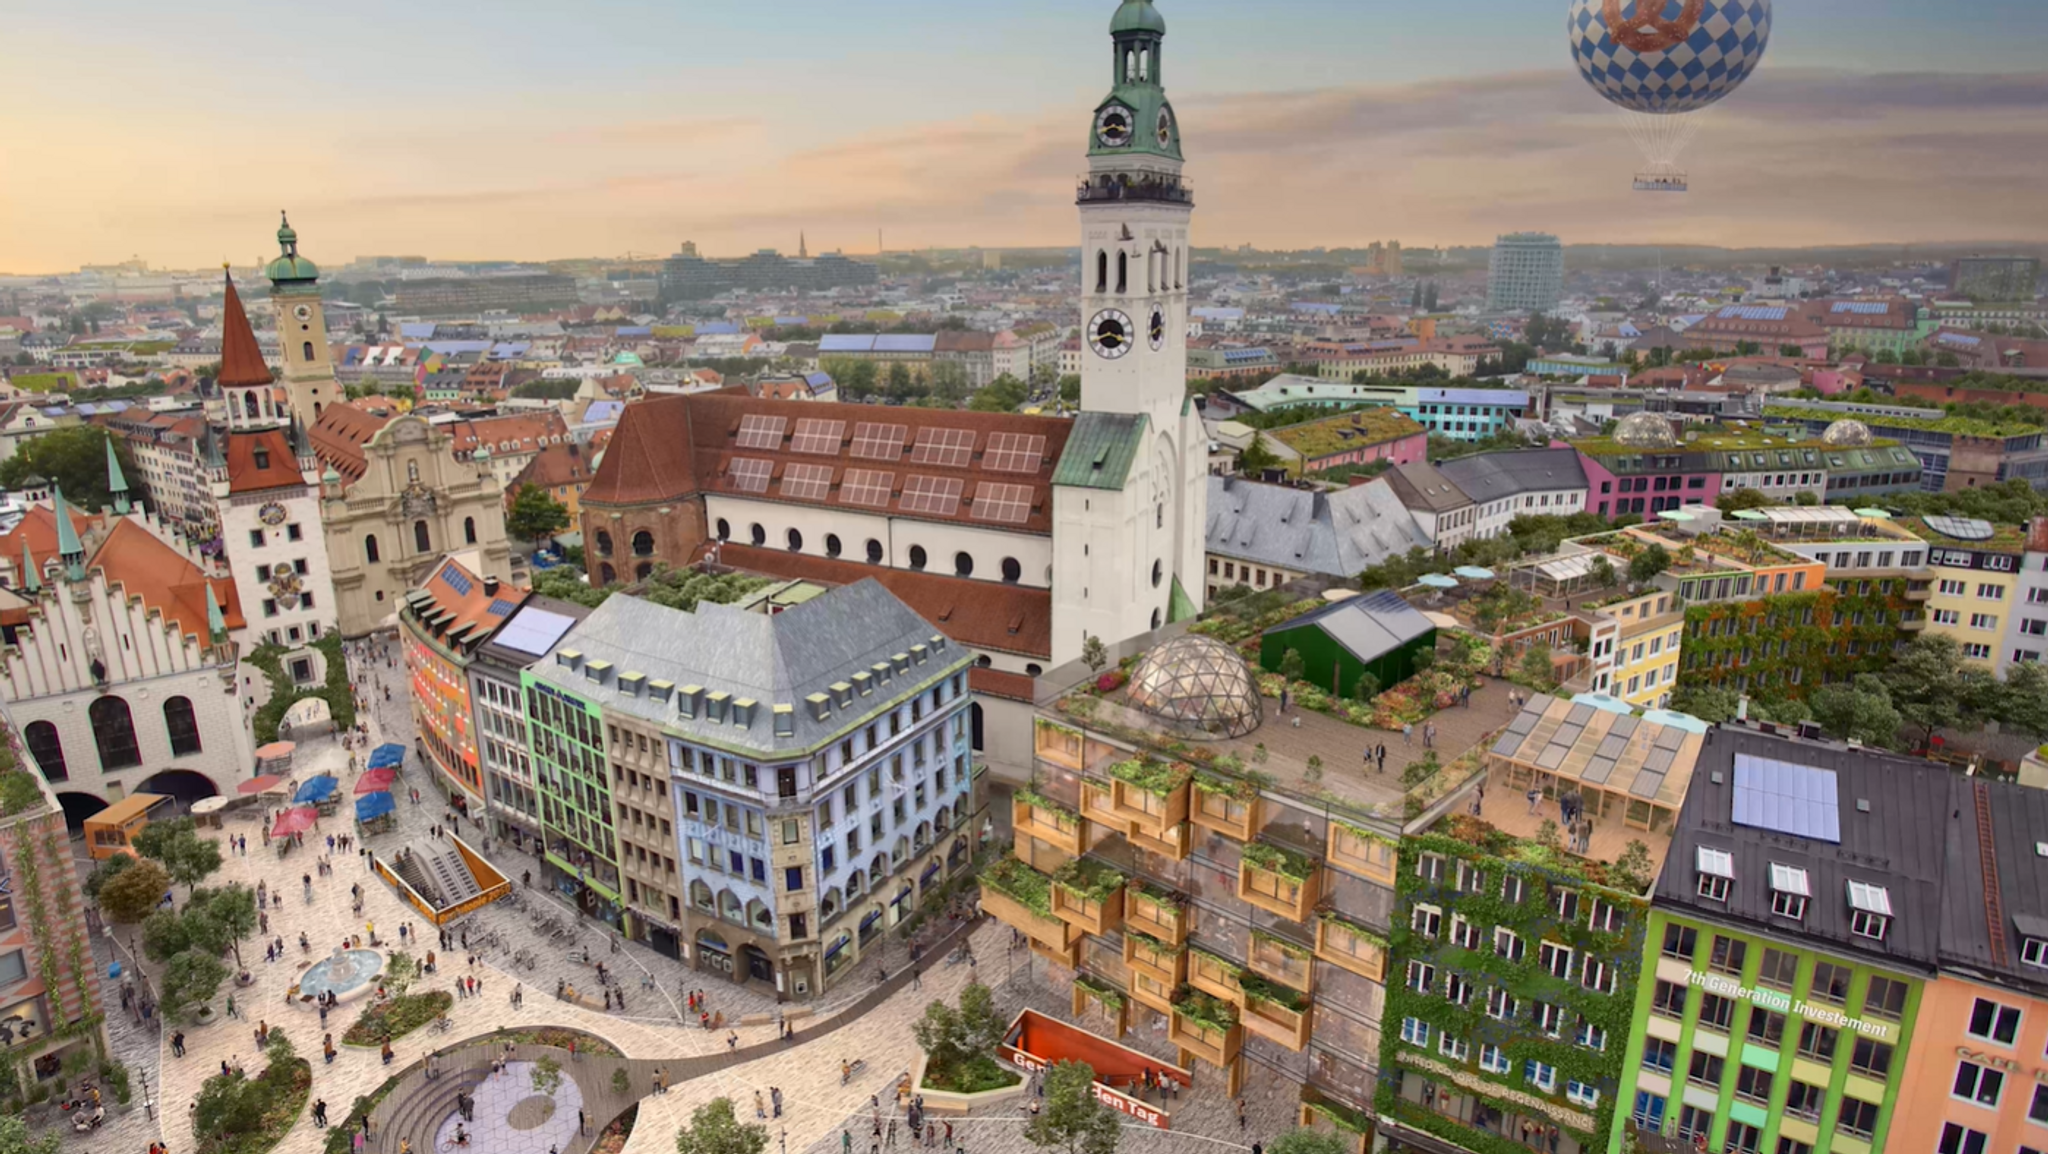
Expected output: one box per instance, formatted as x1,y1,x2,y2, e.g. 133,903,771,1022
675,1098,769,1154
968,373,1031,413
0,425,136,512
1023,1060,1121,1154
132,816,222,893
506,484,571,547
96,857,171,928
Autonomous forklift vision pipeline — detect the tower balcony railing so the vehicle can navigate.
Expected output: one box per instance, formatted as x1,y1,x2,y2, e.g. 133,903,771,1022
1076,174,1194,206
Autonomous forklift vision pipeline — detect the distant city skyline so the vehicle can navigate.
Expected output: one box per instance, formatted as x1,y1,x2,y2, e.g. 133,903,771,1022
3,0,2046,273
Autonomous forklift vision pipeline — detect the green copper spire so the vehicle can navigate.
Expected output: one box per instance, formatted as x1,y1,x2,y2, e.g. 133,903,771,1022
105,438,130,515
1088,0,1181,163
19,540,38,594
205,581,227,644
51,486,85,581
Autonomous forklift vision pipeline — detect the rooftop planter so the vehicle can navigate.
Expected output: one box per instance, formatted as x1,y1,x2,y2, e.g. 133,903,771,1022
1169,988,1243,1068
1129,967,1178,1015
1238,841,1322,920
1072,975,1129,1038
1326,818,1398,885
1315,911,1389,982
1239,972,1312,1052
1190,772,1261,841
1188,946,1247,1006
1107,759,1192,833
1247,930,1314,994
1124,882,1191,946
1123,931,1187,986
1128,818,1193,861
978,857,1075,951
1033,718,1086,769
1013,789,1085,855
1049,857,1126,934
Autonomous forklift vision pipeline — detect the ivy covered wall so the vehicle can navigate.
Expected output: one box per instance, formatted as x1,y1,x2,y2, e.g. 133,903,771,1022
1674,586,1903,702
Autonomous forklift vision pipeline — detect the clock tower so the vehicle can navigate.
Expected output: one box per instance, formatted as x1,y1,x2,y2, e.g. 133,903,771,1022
264,212,338,427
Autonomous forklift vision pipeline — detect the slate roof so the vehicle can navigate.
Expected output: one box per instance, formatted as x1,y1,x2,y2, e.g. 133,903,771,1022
1204,476,1429,579
1383,461,1473,514
1659,726,1949,971
1052,411,1146,492
530,579,971,754
1437,448,1588,505
1266,589,1435,666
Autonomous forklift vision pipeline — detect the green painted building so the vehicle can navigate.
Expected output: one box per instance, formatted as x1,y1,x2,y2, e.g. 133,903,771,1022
1259,591,1436,701
1609,727,1941,1154
520,667,623,922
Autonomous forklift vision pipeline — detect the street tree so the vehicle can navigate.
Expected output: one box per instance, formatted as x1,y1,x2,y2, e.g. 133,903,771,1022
1669,685,1740,725
1024,1060,1121,1154
0,426,136,512
505,485,570,549
159,951,229,1023
84,853,136,902
0,1115,60,1154
675,1098,769,1154
96,858,170,931
1236,436,1281,478
133,816,223,894
969,374,1030,413
1807,674,1904,749
1058,375,1081,405
1987,661,2048,741
1882,635,2000,747
186,885,260,970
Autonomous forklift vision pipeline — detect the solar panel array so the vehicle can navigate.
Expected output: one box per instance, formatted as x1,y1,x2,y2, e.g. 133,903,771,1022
1830,302,1890,315
899,475,964,516
780,463,834,501
908,427,976,468
1716,305,1789,321
735,414,788,450
971,482,1033,524
727,457,774,494
1925,515,1994,542
983,432,1047,474
850,423,907,461
840,469,894,508
789,419,845,455
1731,753,1841,843
440,565,473,596
487,598,518,618
492,606,579,656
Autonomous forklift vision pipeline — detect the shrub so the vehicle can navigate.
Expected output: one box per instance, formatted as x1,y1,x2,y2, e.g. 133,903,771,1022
341,991,452,1046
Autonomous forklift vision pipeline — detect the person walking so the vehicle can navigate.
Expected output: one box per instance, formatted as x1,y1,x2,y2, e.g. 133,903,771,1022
1401,722,1412,746
314,1099,329,1128
171,1031,185,1058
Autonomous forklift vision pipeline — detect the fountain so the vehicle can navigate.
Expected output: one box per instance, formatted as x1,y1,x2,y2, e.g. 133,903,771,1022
291,948,385,1006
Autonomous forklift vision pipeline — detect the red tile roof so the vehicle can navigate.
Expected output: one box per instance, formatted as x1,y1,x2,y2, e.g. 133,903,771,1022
225,429,306,495
91,518,245,637
216,273,274,389
715,543,1052,659
970,666,1037,703
0,504,102,579
310,401,398,483
580,395,701,507
448,411,568,459
406,555,526,648
510,441,598,494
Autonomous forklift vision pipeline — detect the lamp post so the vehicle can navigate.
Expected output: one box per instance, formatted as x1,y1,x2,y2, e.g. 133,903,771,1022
137,1066,153,1120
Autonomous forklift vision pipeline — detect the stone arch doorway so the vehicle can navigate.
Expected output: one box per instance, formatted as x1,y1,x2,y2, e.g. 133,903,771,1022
55,791,107,835
741,943,773,984
137,769,220,808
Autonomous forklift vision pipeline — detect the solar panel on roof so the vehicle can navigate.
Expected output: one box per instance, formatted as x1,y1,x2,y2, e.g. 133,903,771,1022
1631,771,1665,799
899,475,964,516
1583,758,1617,785
1731,753,1841,843
984,432,1047,474
1925,516,1994,542
1609,715,1639,737
971,482,1033,525
1831,302,1890,315
726,457,773,494
789,419,845,455
1537,745,1569,771
1491,733,1524,757
1565,704,1593,725
735,414,787,450
840,469,894,508
440,566,473,596
908,427,975,468
850,423,907,461
494,607,578,656
487,598,517,617
780,463,833,502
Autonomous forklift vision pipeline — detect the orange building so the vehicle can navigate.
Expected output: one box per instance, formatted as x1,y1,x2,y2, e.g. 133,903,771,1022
399,555,527,807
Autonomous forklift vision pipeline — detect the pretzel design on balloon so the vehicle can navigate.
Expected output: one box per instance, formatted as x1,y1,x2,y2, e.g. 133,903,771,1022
1604,0,1705,54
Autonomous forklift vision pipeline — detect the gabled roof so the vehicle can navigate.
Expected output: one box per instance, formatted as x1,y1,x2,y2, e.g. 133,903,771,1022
1204,476,1429,579
225,428,306,495
1437,448,1588,504
90,517,246,638
1267,589,1435,666
1383,461,1473,514
0,503,102,579
1052,411,1146,491
403,555,524,652
579,394,700,507
216,273,275,389
448,410,568,458
512,442,599,493
310,401,399,484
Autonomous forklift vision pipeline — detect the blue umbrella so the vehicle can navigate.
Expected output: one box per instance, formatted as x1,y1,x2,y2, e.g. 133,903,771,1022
367,743,406,770
1453,566,1496,581
1417,574,1460,589
293,775,338,805
354,791,396,822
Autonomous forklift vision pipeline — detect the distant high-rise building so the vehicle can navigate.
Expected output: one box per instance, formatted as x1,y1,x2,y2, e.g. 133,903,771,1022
1950,255,2041,303
1487,232,1564,313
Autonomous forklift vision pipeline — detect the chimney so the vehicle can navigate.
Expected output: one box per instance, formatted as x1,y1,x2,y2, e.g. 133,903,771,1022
484,576,501,597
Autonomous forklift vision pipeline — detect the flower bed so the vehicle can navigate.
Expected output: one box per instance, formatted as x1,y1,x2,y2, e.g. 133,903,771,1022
198,1058,311,1154
341,991,453,1046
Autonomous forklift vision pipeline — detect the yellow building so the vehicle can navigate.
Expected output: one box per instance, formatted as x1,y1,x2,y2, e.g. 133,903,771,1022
1903,516,2029,670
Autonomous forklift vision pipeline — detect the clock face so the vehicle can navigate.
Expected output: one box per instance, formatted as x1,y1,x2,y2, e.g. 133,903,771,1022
1089,309,1134,359
1095,105,1132,149
1148,307,1167,350
1156,106,1175,149
292,304,313,322
258,502,287,526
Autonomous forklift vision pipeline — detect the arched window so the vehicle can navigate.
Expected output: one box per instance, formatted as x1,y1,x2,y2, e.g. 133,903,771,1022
691,880,714,911
23,721,66,783
302,341,315,362
243,392,258,420
866,539,884,564
1001,557,1021,584
975,654,992,668
635,562,653,580
596,531,614,556
1116,252,1128,294
1152,559,1164,588
953,552,973,578
787,528,804,553
599,562,616,585
1151,608,1163,631
826,534,842,558
89,696,141,772
908,545,927,571
632,530,654,556
1096,251,1108,294
715,520,730,542
720,890,745,924
413,520,430,553
364,535,380,563
463,517,477,545
750,523,766,547
164,696,201,757
1125,49,1135,82
1139,48,1150,81
407,461,420,484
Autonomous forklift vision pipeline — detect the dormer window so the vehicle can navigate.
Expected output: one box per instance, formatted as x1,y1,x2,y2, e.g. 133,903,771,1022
253,446,270,469
1769,863,1809,921
2021,938,2048,970
1847,880,1892,941
1696,846,1733,903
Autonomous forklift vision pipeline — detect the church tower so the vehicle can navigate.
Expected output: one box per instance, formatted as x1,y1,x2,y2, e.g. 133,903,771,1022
217,268,283,432
264,212,337,426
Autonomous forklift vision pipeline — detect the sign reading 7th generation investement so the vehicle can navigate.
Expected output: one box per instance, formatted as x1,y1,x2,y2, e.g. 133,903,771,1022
1686,969,1891,1039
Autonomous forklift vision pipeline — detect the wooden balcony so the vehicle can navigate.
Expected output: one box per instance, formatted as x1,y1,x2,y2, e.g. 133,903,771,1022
1013,792,1086,856
1240,980,1312,1052
1127,819,1192,861
1033,718,1086,771
1326,819,1398,885
1031,937,1082,969
1299,1094,1376,1153
1123,932,1186,985
1049,858,1126,935
978,860,1076,953
1124,885,1191,946
1189,777,1260,842
1168,996,1243,1068
1247,931,1315,994
1314,913,1388,983
1106,760,1191,837
1187,948,1247,1007
1129,969,1177,1015
1072,978,1129,1039
1237,842,1322,922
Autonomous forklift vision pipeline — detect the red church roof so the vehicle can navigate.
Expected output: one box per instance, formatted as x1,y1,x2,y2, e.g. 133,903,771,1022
217,272,275,389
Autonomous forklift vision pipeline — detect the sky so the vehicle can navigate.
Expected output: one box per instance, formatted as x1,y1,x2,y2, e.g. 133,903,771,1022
3,0,2046,272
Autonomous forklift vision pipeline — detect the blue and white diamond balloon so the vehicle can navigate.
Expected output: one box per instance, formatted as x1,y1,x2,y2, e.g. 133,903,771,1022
1569,0,1773,115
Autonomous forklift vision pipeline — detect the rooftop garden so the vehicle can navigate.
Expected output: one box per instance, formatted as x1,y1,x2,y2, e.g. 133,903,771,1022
1171,988,1239,1033
1239,971,1311,1014
1106,758,1191,797
980,856,1055,918
1457,584,1569,635
1429,813,1654,895
1764,405,2045,439
1899,516,2034,554
1050,856,1125,904
1268,407,1427,459
1241,840,1317,883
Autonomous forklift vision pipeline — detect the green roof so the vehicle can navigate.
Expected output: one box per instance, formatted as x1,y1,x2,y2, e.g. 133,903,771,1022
1897,516,2033,554
1267,407,1426,461
1764,406,2044,440
265,255,320,283
1053,411,1148,491
1111,0,1166,34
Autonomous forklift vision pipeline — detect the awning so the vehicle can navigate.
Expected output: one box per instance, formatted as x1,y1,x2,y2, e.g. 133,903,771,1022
239,774,283,796
271,807,317,838
920,861,941,885
293,776,338,805
354,768,397,795
367,744,406,770
860,909,883,929
355,792,396,822
254,741,296,760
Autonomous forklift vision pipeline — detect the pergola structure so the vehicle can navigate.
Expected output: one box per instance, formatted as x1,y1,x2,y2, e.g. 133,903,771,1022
1486,695,1704,836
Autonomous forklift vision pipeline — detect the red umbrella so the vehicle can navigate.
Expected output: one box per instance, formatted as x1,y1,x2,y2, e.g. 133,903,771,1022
239,775,283,796
270,807,317,838
354,768,397,795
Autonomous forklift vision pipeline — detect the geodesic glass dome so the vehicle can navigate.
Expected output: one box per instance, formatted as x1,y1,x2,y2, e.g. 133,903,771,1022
1613,412,1678,448
1125,634,1264,739
1823,418,1873,447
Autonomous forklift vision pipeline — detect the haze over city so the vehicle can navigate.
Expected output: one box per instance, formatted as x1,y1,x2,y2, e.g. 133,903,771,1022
5,0,2048,271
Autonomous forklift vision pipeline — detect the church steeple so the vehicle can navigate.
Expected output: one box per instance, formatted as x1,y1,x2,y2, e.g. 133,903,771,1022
1089,0,1181,166
262,211,335,428
106,438,130,515
218,268,282,431
52,486,85,582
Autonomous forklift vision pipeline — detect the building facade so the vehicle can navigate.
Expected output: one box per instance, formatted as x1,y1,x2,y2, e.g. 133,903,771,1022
467,597,588,852
2000,519,2048,669
0,780,108,1084
1904,516,2030,673
1487,234,1563,314
400,556,526,810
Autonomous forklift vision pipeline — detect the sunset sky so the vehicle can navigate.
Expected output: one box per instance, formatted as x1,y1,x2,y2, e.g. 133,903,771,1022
4,0,2046,272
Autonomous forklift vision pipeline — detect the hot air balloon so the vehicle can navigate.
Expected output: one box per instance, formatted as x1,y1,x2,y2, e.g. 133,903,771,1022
1568,0,1773,192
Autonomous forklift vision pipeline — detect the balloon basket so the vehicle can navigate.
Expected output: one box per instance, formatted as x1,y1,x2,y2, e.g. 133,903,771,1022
1633,172,1688,193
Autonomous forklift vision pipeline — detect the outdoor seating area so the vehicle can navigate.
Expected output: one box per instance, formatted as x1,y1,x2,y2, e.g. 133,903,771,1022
1484,694,1703,862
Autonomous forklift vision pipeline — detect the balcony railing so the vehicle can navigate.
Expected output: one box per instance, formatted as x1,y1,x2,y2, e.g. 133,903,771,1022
1076,174,1195,206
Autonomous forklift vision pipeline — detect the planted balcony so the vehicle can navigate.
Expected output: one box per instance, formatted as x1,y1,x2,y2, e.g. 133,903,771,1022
1239,972,1312,1052
978,856,1075,952
1314,911,1388,982
1169,988,1243,1068
1187,946,1247,1006
1189,772,1261,841
1107,758,1192,836
1124,881,1191,945
1128,968,1178,1015
1238,841,1322,921
1127,818,1193,861
1049,856,1126,935
1072,974,1129,1038
1013,788,1085,855
1123,931,1186,986
1247,929,1314,994
1326,817,1398,885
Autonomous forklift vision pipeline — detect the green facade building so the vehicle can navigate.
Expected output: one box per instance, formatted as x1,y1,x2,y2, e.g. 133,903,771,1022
520,668,623,921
